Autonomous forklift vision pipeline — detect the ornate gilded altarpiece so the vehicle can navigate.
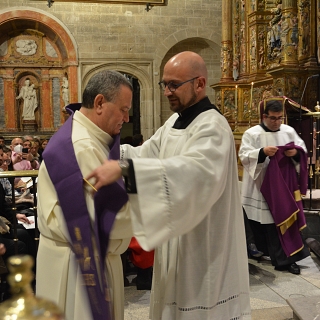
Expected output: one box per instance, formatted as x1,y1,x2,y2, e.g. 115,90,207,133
212,0,320,179
212,0,320,139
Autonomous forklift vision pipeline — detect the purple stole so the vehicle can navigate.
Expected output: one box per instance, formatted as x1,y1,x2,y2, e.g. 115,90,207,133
43,103,128,320
260,142,307,257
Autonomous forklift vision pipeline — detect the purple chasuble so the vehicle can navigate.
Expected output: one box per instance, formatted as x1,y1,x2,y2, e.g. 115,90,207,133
261,142,307,257
43,103,128,320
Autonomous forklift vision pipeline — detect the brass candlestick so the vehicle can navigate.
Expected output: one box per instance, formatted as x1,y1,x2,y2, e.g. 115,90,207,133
234,109,240,132
0,255,64,319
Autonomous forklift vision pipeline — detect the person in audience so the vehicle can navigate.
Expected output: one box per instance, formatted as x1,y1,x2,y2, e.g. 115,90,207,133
0,149,36,265
38,139,48,163
36,70,133,320
239,99,310,275
28,140,40,163
10,137,39,170
0,136,5,147
131,134,144,147
2,146,13,171
23,135,33,142
87,51,251,319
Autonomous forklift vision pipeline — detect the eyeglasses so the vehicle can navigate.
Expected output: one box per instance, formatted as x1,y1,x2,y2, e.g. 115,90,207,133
265,115,285,122
158,77,199,92
0,159,11,165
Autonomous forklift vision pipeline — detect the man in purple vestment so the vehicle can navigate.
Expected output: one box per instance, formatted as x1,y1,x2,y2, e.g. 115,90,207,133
36,70,133,320
239,99,310,275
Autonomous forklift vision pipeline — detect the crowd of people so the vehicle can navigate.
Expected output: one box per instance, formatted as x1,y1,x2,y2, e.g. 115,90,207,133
0,51,311,320
0,134,49,300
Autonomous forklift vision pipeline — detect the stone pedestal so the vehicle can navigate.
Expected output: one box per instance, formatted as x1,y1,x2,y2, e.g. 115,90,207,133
22,120,37,132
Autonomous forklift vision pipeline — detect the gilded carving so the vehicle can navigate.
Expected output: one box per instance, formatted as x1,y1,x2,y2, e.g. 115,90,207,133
223,90,236,120
299,0,310,57
220,43,233,78
240,22,247,73
267,0,282,63
250,27,257,71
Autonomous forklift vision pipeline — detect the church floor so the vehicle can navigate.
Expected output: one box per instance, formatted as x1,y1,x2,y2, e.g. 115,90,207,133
124,253,320,320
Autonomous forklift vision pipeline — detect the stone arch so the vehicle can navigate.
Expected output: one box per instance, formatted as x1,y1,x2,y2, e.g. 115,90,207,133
0,7,78,63
0,7,78,135
152,28,221,127
81,62,154,139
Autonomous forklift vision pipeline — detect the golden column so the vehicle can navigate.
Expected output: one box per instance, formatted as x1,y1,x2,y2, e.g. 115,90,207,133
281,0,299,65
220,0,233,82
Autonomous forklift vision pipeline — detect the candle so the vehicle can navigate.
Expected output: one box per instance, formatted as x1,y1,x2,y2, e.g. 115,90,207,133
249,82,253,110
235,85,238,110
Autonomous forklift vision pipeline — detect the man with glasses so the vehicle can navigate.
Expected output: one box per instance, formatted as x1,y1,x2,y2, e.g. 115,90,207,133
87,51,251,319
239,99,310,275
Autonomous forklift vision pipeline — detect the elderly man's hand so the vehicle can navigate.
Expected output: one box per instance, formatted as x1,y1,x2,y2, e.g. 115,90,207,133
263,146,278,157
284,148,297,157
86,160,122,191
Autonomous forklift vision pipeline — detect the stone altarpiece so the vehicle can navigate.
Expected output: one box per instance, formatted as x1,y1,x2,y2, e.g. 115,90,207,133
212,0,320,148
0,9,78,139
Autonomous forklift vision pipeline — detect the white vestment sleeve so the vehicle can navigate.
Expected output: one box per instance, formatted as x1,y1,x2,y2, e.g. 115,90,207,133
238,130,266,181
127,113,236,251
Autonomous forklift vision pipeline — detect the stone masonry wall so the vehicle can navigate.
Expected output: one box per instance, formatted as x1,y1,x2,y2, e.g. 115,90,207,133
0,0,222,136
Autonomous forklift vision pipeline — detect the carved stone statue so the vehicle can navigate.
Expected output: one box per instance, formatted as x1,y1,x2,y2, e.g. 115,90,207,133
61,76,69,107
16,79,38,120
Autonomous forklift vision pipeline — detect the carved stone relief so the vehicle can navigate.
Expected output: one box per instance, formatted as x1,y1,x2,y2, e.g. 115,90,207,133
15,39,37,56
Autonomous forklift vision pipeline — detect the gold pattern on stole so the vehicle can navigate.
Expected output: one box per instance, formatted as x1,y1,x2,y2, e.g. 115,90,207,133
74,227,82,241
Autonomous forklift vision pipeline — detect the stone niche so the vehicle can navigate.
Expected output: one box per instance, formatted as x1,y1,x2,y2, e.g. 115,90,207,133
0,9,78,137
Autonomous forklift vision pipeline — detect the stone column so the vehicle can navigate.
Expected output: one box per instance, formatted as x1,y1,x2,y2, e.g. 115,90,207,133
41,69,53,130
220,0,233,82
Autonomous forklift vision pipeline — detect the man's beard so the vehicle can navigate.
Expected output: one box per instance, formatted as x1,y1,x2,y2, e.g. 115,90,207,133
169,92,198,113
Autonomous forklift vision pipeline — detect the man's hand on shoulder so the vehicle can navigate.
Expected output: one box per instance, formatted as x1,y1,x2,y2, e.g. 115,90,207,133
263,146,278,157
284,148,297,157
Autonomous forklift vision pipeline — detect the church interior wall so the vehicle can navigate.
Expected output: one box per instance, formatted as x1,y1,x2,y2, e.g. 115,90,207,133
0,0,222,140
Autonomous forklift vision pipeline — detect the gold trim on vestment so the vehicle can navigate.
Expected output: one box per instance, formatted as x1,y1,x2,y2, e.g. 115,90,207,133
83,274,96,286
299,224,307,231
294,190,301,201
277,210,299,235
289,244,304,256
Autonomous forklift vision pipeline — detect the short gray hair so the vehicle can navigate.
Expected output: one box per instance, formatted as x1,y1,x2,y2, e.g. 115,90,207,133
82,70,133,109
